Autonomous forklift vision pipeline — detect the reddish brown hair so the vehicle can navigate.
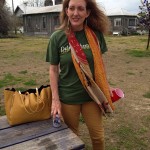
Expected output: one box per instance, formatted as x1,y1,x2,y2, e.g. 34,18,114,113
57,0,110,34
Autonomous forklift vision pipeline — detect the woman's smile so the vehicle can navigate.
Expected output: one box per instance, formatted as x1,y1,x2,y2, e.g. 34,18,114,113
72,17,80,22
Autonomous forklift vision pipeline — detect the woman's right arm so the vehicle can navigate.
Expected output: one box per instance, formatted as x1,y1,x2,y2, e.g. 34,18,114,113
49,64,62,119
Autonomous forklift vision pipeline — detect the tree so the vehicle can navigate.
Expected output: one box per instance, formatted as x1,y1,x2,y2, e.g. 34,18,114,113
0,0,5,7
44,0,53,6
55,0,62,5
44,0,62,6
138,0,150,50
0,1,12,36
25,0,44,7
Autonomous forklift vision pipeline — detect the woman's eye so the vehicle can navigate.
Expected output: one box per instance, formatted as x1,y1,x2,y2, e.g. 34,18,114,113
68,7,74,11
68,6,86,11
78,7,85,11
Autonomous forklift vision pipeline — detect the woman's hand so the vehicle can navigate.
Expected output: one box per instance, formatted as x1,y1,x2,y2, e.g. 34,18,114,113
51,97,62,119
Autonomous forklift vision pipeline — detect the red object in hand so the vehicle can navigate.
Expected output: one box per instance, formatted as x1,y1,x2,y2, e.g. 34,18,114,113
111,88,124,103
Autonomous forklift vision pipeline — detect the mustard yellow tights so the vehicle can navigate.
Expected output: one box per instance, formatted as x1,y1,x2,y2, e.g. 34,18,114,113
61,101,105,150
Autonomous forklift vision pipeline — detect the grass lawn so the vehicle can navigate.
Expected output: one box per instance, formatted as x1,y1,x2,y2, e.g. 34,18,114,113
0,35,150,150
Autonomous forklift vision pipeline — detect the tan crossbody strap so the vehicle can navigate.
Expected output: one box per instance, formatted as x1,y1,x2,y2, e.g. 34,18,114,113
67,26,114,115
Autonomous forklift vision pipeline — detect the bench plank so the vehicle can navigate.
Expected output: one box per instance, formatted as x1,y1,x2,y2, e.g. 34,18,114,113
0,116,10,130
0,117,68,149
1,128,84,150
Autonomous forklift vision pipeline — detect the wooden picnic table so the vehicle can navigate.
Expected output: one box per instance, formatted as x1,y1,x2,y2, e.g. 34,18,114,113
0,116,85,150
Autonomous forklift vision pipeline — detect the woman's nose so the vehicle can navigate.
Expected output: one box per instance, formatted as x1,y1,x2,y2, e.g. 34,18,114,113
73,8,79,15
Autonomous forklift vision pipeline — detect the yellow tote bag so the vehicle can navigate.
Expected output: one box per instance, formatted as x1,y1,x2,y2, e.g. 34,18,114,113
4,85,52,126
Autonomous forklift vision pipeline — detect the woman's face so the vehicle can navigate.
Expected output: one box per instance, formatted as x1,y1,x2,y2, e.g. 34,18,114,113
66,0,90,31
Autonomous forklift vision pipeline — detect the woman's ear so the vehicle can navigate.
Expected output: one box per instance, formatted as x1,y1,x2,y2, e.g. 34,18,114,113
65,8,69,16
86,10,91,17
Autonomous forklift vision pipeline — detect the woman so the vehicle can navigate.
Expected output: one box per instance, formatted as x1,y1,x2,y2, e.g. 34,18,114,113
46,0,113,149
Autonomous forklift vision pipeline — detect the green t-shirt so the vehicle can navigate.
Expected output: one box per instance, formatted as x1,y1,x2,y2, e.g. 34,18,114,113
46,29,107,104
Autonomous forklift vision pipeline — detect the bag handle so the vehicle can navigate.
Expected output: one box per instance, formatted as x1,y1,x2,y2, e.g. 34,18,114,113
18,88,45,114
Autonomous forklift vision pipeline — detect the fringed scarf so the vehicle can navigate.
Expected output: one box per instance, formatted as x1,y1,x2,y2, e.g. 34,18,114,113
67,26,114,115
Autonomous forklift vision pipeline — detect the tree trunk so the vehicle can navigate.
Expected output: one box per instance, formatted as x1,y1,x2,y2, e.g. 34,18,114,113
146,29,150,50
0,0,5,8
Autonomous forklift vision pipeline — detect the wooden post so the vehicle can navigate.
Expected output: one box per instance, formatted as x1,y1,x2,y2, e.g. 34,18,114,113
146,29,150,50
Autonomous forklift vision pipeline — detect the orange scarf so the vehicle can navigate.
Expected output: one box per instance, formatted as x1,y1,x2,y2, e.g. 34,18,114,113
68,26,114,114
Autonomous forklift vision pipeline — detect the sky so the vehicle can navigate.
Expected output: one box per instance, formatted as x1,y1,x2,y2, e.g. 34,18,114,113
6,0,142,14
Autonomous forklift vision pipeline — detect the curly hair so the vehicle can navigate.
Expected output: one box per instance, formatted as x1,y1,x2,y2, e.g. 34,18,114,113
57,0,110,34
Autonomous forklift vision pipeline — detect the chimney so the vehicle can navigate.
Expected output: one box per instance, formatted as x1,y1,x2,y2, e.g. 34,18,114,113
52,0,55,6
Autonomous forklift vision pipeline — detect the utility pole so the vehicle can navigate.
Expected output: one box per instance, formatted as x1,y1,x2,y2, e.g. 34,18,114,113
12,0,17,34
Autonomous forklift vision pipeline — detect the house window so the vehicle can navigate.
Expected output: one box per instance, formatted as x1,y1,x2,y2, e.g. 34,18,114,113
114,18,121,27
128,18,136,26
42,16,46,29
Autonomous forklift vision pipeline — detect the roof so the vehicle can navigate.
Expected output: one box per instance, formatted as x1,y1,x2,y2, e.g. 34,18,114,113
15,4,62,15
107,8,137,16
15,4,137,17
15,3,106,16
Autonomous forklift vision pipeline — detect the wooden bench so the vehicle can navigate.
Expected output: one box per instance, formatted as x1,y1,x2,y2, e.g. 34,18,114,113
0,116,85,150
